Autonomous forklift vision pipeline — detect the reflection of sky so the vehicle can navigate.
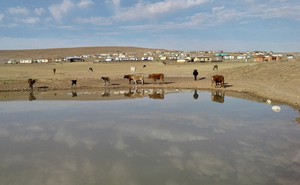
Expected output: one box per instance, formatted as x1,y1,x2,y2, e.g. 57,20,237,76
0,92,299,185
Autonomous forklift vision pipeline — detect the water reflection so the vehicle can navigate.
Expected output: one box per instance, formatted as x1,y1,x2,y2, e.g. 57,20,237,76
28,90,36,101
0,91,299,184
101,88,110,97
124,87,144,98
193,89,199,99
72,91,77,97
148,89,164,99
211,90,225,103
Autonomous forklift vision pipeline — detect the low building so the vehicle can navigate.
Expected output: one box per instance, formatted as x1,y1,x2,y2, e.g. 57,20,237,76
177,57,186,63
36,59,49,63
194,56,211,62
254,55,281,62
19,59,33,64
66,57,85,62
237,55,246,60
287,55,294,60
223,55,235,60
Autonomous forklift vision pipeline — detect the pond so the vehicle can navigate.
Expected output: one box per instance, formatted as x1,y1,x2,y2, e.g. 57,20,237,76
0,89,299,185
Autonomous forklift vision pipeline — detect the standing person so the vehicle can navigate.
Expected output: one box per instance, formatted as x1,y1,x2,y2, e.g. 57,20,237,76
193,69,199,81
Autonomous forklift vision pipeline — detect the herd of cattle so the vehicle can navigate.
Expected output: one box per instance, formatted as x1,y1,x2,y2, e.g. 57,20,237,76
27,65,225,90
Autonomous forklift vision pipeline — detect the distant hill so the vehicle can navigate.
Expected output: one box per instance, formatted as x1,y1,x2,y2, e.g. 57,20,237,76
0,46,168,62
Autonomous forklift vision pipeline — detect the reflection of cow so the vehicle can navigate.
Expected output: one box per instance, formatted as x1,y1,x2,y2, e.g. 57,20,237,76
124,74,144,85
28,78,36,89
211,75,225,88
148,89,164,99
72,91,77,97
148,73,164,84
28,91,36,101
102,88,110,97
124,87,144,98
211,90,225,103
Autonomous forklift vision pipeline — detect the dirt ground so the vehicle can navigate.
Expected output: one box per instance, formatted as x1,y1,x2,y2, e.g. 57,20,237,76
0,60,300,111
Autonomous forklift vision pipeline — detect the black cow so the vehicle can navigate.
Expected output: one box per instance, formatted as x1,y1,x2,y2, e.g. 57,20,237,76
101,77,110,86
28,78,36,89
213,65,218,71
71,80,77,86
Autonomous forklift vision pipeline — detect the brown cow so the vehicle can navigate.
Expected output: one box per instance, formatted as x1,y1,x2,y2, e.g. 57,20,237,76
124,74,133,84
124,74,144,85
148,73,164,84
211,75,225,88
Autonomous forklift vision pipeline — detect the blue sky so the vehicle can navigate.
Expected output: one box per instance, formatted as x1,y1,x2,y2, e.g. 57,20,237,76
0,0,299,52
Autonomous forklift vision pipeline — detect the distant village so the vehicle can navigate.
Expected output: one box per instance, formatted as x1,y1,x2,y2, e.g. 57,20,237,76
4,50,298,64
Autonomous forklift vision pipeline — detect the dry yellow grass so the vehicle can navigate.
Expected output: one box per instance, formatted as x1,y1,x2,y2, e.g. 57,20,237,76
0,46,163,61
0,59,300,110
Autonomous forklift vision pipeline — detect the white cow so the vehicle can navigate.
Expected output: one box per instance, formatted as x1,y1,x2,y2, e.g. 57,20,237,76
130,66,136,73
131,74,144,85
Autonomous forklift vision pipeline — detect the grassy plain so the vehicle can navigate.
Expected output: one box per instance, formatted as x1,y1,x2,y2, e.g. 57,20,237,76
0,53,299,111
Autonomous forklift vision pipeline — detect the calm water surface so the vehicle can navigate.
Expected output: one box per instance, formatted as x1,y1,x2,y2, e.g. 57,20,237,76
0,91,299,185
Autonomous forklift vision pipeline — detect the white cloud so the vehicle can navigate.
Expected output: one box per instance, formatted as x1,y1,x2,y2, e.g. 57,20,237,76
77,0,94,8
49,0,75,22
22,17,40,24
8,7,29,15
212,6,243,22
0,14,4,22
113,0,208,21
76,16,113,25
34,8,46,16
251,4,300,20
111,0,121,10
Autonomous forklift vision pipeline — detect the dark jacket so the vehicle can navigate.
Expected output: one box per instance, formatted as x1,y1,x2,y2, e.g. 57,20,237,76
193,70,198,76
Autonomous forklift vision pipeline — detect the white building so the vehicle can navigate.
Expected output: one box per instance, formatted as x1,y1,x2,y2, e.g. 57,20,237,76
36,59,49,63
19,59,32,64
223,55,235,60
